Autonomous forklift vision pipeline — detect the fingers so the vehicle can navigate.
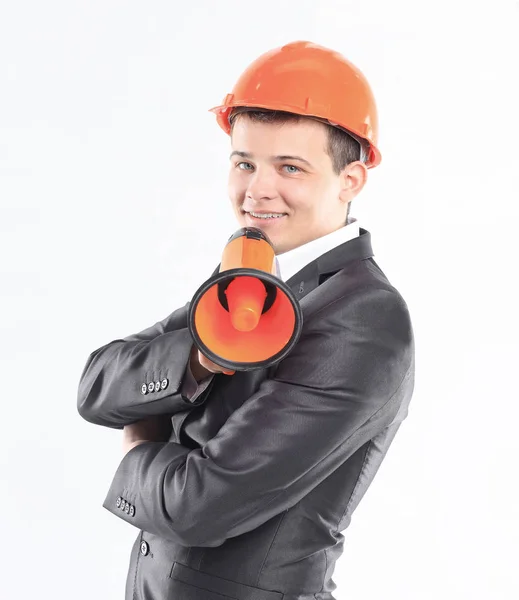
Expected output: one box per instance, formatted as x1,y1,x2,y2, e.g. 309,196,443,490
198,350,235,376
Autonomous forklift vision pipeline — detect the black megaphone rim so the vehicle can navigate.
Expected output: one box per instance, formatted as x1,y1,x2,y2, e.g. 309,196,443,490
188,267,304,372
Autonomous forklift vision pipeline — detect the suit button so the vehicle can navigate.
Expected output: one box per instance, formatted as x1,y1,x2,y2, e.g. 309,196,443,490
141,384,148,395
129,505,135,517
120,499,126,511
124,502,130,514
161,378,168,390
147,382,155,393
116,496,122,508
154,381,160,392
140,541,149,556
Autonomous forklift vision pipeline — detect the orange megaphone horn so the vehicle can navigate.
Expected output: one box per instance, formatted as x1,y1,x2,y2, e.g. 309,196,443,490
188,227,303,372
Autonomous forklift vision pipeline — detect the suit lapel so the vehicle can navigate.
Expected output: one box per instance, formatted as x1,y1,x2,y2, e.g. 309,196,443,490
284,227,374,302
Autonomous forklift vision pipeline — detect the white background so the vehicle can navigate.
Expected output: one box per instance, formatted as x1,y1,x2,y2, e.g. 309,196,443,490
1,1,518,598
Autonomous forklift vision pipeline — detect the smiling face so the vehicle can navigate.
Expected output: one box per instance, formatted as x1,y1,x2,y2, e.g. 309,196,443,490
228,115,368,255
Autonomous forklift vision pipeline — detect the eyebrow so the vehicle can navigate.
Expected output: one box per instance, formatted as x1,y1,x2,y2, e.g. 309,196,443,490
229,150,313,168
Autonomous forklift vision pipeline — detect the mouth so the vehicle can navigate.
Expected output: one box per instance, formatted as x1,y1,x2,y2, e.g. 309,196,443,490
242,210,288,223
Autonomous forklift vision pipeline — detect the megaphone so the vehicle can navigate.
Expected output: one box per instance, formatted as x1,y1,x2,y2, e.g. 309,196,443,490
188,227,303,372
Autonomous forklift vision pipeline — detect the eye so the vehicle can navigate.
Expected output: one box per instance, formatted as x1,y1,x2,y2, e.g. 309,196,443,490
236,162,254,170
282,164,301,174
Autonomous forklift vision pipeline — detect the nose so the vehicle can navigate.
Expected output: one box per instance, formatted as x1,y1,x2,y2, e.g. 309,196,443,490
245,168,278,203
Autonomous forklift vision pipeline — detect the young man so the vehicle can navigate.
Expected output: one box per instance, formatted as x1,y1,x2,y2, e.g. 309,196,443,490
77,41,415,600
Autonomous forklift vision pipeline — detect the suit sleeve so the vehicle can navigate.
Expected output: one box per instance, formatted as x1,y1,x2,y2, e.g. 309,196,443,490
101,287,415,547
76,301,212,430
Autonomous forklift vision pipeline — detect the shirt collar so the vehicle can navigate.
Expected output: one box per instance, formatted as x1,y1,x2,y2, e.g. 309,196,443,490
275,216,360,282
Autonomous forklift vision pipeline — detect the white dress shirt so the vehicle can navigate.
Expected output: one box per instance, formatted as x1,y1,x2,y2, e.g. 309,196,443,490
274,216,360,282
182,216,360,402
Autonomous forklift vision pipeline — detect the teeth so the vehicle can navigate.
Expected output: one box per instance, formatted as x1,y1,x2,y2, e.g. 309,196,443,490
249,211,286,219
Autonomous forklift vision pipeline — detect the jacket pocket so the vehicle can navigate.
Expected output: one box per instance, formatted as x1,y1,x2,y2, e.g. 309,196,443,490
169,561,284,600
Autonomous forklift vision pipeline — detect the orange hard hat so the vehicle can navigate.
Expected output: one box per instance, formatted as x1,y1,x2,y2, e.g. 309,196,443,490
209,40,381,168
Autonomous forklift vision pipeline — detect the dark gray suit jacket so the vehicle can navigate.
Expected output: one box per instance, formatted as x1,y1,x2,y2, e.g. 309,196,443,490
77,227,415,600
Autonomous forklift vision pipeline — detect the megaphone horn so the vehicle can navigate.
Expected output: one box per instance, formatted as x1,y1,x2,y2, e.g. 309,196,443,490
188,227,303,372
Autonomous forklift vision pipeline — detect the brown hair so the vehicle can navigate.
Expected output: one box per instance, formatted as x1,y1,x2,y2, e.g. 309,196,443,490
229,108,362,222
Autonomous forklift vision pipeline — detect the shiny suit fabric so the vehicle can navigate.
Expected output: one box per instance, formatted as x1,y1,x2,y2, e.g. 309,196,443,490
77,227,415,600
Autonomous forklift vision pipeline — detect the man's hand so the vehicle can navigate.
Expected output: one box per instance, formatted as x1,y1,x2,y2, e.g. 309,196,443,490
122,416,172,455
189,343,235,383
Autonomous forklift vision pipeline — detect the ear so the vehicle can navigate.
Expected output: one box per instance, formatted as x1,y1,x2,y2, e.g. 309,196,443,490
338,161,368,204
